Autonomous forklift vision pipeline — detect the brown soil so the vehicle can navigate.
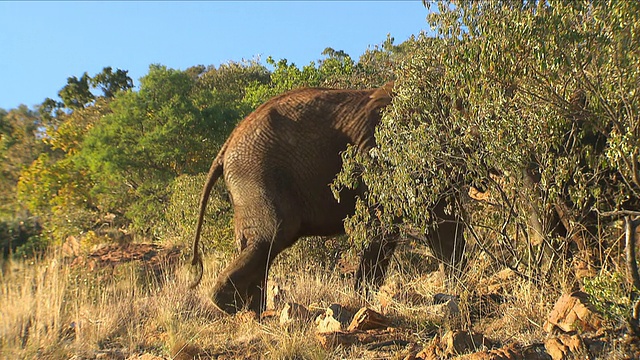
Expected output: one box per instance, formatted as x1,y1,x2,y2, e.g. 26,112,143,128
71,243,181,273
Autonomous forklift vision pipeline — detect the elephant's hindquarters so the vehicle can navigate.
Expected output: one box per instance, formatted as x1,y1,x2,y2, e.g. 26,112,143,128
223,124,356,242
273,124,358,237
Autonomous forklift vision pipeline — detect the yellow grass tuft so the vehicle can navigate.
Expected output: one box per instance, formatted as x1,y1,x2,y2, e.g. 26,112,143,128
0,233,631,358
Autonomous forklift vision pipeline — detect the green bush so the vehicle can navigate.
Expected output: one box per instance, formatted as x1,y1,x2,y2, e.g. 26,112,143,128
583,270,630,325
14,234,49,259
0,215,46,259
336,1,640,282
162,174,234,254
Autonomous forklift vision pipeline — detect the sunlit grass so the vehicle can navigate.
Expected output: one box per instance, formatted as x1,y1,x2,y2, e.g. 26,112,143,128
0,233,627,359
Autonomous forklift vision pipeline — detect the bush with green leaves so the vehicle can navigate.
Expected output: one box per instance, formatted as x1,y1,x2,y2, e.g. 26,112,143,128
336,1,640,282
163,174,234,254
0,215,44,259
583,270,630,325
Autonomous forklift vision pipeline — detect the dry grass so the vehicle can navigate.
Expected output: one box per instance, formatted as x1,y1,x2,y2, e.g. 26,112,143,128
0,233,630,359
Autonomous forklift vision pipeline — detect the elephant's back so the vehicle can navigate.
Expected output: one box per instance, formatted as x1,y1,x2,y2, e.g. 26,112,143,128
222,86,374,172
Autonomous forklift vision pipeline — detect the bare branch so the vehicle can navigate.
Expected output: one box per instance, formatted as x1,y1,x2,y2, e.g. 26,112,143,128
596,209,640,217
465,221,541,285
625,216,640,290
624,215,640,336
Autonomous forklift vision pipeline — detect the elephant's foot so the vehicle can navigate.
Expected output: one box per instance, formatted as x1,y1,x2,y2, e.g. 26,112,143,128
211,277,265,315
211,280,244,314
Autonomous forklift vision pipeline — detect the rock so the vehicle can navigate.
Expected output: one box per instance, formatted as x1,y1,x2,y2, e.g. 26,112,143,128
544,334,587,360
415,343,440,360
347,307,389,331
316,314,343,333
425,298,460,321
457,344,524,360
433,293,458,304
266,281,285,310
279,302,311,326
543,292,604,333
327,303,353,325
315,303,353,333
442,330,489,357
520,343,553,360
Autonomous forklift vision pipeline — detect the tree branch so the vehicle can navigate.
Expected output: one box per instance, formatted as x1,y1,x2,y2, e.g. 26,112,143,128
624,215,640,337
596,209,640,217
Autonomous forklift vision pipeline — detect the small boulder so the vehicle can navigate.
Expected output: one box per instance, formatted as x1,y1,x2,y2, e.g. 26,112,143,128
442,330,489,357
544,334,587,360
457,344,524,360
433,293,458,304
347,307,389,331
414,342,440,360
316,314,342,333
327,303,353,325
543,292,604,333
279,302,311,326
315,303,353,333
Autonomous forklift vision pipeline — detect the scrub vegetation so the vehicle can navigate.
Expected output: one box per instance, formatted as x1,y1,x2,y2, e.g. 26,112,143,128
1,1,639,358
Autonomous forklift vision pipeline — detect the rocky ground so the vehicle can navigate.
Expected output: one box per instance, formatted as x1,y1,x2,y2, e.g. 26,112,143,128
61,242,640,359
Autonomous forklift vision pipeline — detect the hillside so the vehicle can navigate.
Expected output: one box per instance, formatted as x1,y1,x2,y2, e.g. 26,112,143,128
2,1,640,359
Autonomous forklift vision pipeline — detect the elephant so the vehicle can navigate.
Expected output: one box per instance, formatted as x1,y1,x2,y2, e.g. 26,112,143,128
189,82,465,314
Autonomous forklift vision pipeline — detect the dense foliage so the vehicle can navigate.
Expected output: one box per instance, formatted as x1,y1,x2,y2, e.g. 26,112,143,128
1,45,397,255
2,3,639,357
337,1,639,288
1,3,638,303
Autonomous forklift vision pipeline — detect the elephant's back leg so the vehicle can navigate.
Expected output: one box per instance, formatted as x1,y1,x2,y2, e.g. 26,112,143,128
212,193,303,313
428,199,466,267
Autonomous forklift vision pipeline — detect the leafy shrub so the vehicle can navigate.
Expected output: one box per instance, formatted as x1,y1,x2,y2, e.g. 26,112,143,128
0,215,45,259
583,270,630,325
14,234,49,259
336,1,640,283
162,174,234,254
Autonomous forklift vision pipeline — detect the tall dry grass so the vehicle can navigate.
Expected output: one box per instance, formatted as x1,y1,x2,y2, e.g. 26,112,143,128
0,232,627,359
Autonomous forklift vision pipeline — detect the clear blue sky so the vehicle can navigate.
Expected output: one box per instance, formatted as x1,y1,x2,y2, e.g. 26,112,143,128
0,1,433,111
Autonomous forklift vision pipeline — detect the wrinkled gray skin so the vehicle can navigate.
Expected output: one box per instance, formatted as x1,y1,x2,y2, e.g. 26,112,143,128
190,83,465,314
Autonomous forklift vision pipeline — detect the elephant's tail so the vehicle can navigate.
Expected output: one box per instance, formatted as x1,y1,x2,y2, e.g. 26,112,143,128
189,143,227,289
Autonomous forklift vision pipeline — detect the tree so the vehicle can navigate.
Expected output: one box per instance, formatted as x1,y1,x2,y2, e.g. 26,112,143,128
337,0,640,284
58,72,94,110
320,34,405,89
15,66,132,241
79,62,270,235
0,106,47,217
91,66,134,99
